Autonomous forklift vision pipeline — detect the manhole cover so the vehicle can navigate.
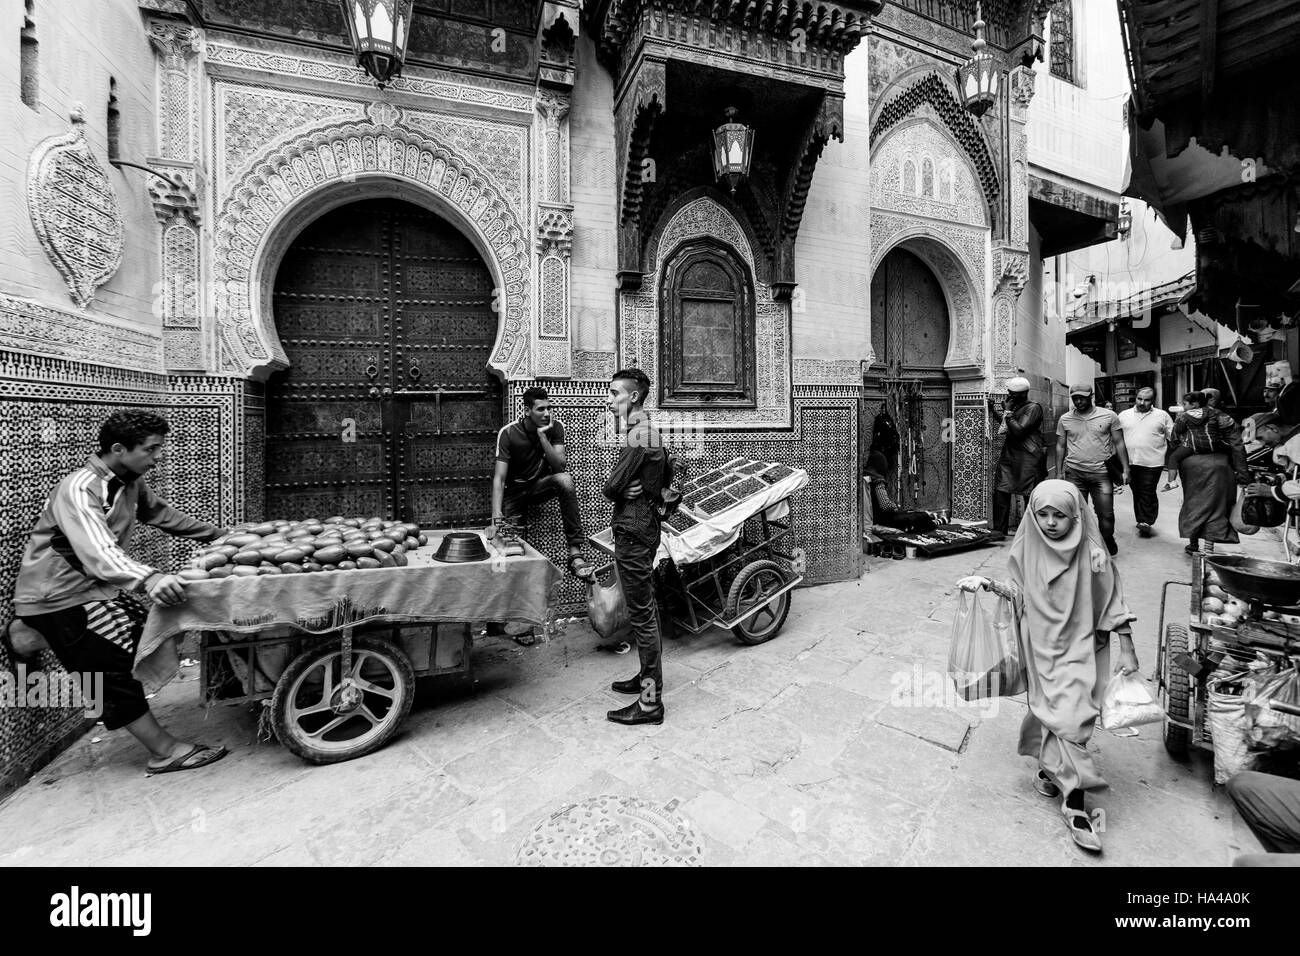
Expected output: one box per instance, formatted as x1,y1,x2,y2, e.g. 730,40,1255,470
516,795,703,866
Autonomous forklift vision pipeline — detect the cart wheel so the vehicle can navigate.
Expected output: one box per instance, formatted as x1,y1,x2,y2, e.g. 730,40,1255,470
1162,623,1192,757
271,635,415,765
726,560,792,645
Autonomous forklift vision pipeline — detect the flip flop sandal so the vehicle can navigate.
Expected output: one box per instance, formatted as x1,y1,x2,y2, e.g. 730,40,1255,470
1060,800,1103,852
1033,770,1060,798
146,743,228,776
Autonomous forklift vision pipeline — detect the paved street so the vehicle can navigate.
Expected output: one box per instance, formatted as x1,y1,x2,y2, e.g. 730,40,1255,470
0,485,1272,866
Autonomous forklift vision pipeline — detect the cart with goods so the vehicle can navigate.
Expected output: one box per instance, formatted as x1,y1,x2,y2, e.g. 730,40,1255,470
135,516,559,765
585,459,809,646
1156,553,1300,779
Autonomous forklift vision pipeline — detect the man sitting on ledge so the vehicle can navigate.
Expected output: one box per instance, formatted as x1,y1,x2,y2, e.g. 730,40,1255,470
490,386,588,573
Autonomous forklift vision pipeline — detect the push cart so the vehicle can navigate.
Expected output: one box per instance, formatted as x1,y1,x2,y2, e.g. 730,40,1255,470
586,466,809,646
1156,552,1300,757
134,533,559,765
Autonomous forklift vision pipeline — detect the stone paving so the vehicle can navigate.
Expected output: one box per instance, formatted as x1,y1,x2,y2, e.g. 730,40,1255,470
0,485,1272,866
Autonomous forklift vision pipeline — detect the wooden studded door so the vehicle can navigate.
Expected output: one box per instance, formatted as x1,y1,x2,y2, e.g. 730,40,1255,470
866,247,953,513
267,199,503,526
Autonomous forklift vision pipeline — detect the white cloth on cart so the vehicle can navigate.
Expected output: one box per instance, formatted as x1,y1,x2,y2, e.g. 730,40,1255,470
591,468,810,565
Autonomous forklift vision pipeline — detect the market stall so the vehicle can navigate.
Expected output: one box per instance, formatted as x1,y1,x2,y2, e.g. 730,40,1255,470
136,521,559,764
1158,553,1300,780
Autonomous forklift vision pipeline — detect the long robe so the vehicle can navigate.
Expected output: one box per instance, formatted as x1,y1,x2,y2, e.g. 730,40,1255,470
995,400,1047,495
1002,480,1136,797
1177,411,1247,543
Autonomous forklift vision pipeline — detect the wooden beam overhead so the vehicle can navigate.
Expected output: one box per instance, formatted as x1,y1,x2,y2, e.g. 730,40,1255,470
1200,0,1218,102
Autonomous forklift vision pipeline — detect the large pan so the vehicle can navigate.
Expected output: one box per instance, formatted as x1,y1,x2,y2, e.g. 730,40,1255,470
1205,554,1300,607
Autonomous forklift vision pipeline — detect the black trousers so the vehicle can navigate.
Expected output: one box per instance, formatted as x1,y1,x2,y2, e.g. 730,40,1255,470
1129,464,1163,526
992,491,1029,535
1227,771,1300,854
502,472,585,549
19,604,149,731
613,526,662,702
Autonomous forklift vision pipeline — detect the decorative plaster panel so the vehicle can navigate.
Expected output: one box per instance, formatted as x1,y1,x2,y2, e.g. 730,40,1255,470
404,111,527,213
871,115,987,227
26,110,125,310
620,196,791,428
217,82,366,187
0,296,160,371
213,122,532,378
204,43,536,113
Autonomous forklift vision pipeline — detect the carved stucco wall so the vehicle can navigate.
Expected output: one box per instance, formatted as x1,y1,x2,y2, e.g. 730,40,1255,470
210,76,538,378
618,195,792,428
869,103,993,386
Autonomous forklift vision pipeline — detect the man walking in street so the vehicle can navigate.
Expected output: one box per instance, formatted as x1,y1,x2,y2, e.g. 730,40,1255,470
9,410,230,775
491,386,587,572
1117,386,1173,537
1056,384,1130,555
991,376,1046,538
599,368,670,726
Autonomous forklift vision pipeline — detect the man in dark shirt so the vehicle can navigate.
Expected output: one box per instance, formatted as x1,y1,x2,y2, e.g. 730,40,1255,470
601,368,669,726
991,376,1046,538
491,386,586,569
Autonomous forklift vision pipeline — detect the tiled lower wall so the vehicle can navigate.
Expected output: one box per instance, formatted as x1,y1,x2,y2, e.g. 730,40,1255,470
0,352,241,797
511,383,864,613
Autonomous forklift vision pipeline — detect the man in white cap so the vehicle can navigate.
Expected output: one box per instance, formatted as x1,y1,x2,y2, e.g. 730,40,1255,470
1056,383,1129,555
991,376,1046,538
1117,386,1173,536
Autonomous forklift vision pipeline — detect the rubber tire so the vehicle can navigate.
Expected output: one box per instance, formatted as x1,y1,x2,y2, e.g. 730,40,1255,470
726,559,792,646
1162,623,1192,757
271,635,415,765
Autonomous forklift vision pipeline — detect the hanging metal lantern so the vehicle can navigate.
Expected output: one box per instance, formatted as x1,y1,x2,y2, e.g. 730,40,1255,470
956,2,1000,117
340,0,415,88
711,107,755,195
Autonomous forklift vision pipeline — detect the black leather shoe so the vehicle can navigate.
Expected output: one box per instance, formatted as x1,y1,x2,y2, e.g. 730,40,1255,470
607,700,664,725
611,675,648,694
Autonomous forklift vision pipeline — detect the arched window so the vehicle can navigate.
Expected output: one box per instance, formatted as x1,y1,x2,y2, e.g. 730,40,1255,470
1048,0,1076,84
901,159,917,195
940,158,954,203
107,77,120,161
921,157,934,198
660,239,755,407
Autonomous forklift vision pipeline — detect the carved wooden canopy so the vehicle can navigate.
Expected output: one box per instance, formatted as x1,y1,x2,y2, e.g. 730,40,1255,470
586,0,883,294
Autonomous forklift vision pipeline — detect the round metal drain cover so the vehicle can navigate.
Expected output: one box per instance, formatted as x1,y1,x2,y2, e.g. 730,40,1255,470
516,795,703,867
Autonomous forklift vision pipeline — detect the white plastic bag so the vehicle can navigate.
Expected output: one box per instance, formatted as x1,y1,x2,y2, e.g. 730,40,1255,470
1101,672,1165,730
948,590,1026,700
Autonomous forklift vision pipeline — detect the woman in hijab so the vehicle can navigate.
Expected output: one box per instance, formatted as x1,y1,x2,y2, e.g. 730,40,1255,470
957,479,1138,852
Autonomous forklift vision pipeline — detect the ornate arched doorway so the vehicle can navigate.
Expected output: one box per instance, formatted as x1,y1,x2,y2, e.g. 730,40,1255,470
867,247,952,512
265,198,503,526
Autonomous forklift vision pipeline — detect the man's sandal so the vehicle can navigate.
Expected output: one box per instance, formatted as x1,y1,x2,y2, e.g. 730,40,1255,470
146,743,228,776
1033,770,1060,798
1060,799,1103,852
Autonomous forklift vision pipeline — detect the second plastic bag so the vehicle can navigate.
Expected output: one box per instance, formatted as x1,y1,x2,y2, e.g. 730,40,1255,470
1101,672,1165,730
948,589,1026,701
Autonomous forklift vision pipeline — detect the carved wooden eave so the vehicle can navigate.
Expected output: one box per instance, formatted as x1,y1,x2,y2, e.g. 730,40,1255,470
538,0,579,90
591,0,883,289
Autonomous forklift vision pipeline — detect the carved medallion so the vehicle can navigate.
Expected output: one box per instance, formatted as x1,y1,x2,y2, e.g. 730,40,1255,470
27,107,124,309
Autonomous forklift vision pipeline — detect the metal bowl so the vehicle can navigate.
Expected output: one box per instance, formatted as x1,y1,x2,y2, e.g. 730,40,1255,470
431,531,490,563
1205,555,1300,607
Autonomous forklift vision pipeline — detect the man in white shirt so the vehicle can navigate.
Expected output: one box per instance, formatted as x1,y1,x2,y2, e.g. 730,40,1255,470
1117,387,1173,537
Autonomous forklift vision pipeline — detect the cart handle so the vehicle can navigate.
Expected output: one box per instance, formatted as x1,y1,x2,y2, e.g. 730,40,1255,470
1267,700,1300,717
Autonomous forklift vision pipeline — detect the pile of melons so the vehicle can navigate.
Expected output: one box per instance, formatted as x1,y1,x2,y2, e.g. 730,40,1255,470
178,517,429,580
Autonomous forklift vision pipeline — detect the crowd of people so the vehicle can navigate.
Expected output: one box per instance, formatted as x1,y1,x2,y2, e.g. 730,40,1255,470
967,375,1300,860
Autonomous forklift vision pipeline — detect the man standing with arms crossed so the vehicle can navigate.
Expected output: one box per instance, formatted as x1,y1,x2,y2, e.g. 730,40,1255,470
1056,384,1130,555
1117,386,1173,538
599,368,670,726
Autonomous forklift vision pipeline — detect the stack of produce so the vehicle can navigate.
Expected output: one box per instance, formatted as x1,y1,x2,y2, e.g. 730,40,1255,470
1200,566,1300,629
180,517,429,580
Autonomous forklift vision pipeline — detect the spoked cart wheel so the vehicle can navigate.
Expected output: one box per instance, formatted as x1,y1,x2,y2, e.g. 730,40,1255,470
1161,623,1192,757
726,559,793,645
271,635,415,764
